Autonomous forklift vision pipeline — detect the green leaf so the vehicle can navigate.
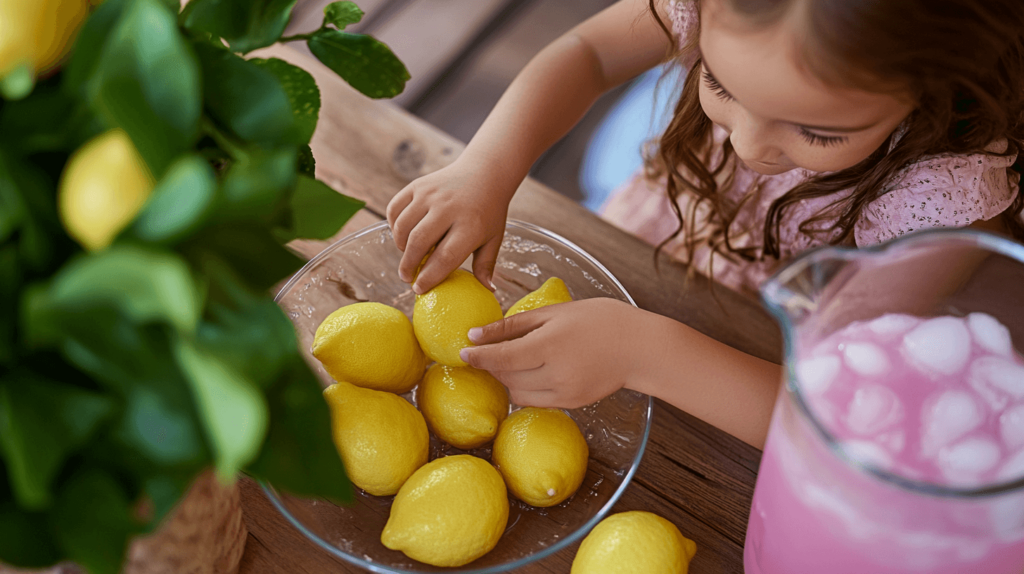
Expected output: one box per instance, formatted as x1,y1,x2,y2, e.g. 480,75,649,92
0,247,18,365
323,1,364,29
247,360,352,502
52,468,135,574
219,146,298,220
63,0,127,95
307,29,409,99
180,224,304,292
0,160,25,245
0,503,61,568
0,374,114,508
251,58,320,145
194,42,299,146
90,0,201,176
131,154,217,244
195,260,298,388
32,245,201,335
0,65,34,101
284,176,364,240
183,0,299,54
0,84,82,153
173,338,269,481
297,144,316,177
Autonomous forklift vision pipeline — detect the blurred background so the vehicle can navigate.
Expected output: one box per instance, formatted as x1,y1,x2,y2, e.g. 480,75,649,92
287,0,682,213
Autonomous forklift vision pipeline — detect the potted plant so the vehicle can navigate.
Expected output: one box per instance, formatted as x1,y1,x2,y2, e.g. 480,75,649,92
0,1,409,572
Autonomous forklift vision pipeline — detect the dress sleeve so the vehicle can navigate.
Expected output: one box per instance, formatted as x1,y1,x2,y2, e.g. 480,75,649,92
854,142,1020,246
667,1,700,69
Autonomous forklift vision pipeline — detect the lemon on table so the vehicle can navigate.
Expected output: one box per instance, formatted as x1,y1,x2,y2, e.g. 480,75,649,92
413,269,502,367
492,407,589,507
571,511,696,574
505,277,572,317
417,364,510,449
312,302,427,393
322,381,429,496
58,129,155,251
382,454,509,567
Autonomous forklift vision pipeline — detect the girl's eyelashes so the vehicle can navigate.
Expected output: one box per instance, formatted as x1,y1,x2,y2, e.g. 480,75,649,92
702,69,733,101
797,127,849,148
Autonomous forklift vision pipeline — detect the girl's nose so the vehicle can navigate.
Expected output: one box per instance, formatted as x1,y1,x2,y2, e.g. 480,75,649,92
728,112,777,164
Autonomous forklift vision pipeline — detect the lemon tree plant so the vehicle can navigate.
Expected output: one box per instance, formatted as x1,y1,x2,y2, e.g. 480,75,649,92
0,0,408,572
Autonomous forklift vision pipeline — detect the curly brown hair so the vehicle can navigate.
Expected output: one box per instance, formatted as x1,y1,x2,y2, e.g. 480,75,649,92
645,0,1024,270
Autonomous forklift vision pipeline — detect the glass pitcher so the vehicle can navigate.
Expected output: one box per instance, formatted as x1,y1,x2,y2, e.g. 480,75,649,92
745,229,1024,574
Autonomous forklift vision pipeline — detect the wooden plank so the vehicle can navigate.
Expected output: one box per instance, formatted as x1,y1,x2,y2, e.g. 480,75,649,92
251,44,783,365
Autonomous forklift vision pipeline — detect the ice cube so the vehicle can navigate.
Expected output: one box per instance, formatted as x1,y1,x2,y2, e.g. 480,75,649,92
997,449,1024,482
868,313,921,338
921,391,984,458
795,355,842,395
968,312,1014,357
876,430,906,454
843,343,890,377
903,317,972,377
842,440,893,470
938,437,1001,484
969,357,1024,402
846,385,903,435
1001,405,1024,451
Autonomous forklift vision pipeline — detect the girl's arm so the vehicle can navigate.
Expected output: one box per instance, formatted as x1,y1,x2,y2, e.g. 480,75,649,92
388,0,676,294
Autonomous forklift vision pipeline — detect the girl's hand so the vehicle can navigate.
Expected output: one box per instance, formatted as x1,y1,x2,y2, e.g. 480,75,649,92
459,298,655,408
386,158,515,294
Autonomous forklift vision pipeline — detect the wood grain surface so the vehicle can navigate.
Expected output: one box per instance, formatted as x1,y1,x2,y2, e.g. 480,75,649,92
239,44,781,573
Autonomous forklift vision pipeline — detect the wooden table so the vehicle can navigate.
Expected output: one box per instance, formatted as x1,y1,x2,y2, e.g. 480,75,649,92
237,44,783,574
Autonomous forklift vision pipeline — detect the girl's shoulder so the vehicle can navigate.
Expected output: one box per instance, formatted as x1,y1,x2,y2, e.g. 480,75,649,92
667,1,700,67
855,140,1021,245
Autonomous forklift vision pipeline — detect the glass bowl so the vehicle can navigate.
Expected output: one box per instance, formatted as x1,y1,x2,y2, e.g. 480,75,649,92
268,219,653,573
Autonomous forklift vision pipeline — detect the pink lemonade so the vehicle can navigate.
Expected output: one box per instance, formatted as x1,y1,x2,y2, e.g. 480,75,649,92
745,313,1024,574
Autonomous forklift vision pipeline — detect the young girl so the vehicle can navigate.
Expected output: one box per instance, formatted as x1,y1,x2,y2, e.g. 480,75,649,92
385,0,1024,448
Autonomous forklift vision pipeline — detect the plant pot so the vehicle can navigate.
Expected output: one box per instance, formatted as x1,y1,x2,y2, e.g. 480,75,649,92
1,471,247,574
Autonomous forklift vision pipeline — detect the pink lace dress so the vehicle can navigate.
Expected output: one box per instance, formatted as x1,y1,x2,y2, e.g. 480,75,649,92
598,0,1021,297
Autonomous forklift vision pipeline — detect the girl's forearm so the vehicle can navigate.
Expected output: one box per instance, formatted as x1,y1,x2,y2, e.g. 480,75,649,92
459,34,610,197
625,310,783,449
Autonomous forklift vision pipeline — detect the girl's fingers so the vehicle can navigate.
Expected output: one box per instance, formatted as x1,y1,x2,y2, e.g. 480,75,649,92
412,228,475,294
467,310,546,345
398,215,449,284
390,198,429,253
491,367,553,393
472,235,501,292
506,388,558,408
461,336,544,373
386,189,413,233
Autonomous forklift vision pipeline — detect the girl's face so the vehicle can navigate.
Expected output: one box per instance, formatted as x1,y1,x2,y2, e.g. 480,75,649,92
698,0,915,175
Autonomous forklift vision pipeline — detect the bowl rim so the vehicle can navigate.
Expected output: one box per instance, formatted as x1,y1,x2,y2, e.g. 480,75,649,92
264,218,655,573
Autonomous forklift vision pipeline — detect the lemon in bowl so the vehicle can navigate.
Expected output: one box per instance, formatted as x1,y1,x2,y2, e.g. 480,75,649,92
267,220,653,573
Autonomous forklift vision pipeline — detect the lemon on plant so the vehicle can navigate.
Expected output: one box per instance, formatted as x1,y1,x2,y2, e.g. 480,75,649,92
492,407,589,507
322,381,429,496
58,129,155,251
381,454,508,567
417,364,509,449
312,302,427,393
571,511,697,574
413,269,502,367
0,0,90,98
505,277,572,317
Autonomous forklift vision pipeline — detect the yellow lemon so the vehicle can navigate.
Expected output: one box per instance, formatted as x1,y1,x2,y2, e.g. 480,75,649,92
382,455,508,567
417,364,509,449
571,511,697,574
58,129,155,251
505,277,572,317
413,269,502,367
322,381,428,496
492,407,589,507
0,0,89,96
312,302,427,393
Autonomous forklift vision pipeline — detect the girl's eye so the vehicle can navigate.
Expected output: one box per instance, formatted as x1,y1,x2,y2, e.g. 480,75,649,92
798,127,849,148
702,69,733,102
